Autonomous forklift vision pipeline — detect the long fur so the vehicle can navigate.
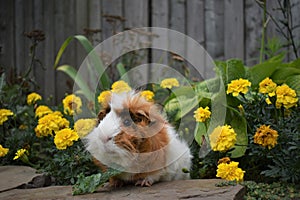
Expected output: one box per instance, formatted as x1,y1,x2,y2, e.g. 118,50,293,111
84,91,192,186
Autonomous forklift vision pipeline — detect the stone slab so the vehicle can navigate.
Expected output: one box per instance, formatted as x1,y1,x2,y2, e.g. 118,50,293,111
0,165,40,192
0,179,245,200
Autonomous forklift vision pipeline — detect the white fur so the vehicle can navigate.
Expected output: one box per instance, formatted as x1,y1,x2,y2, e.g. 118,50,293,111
84,91,192,184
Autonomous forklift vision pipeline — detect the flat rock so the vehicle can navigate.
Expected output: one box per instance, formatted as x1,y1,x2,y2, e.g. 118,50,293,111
0,179,245,200
0,165,40,192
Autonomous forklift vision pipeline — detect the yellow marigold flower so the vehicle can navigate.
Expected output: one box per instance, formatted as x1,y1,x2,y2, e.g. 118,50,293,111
160,78,180,89
35,112,69,137
254,125,278,149
209,125,237,152
194,106,211,122
35,105,53,118
97,90,112,106
111,80,132,93
54,128,79,150
13,149,27,160
227,78,251,97
275,84,298,109
0,109,14,125
140,90,155,101
62,94,82,115
74,118,97,138
216,161,245,182
0,145,9,157
259,77,277,97
27,92,42,105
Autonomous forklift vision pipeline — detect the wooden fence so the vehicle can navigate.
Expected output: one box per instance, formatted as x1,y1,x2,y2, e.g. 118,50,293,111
0,0,299,103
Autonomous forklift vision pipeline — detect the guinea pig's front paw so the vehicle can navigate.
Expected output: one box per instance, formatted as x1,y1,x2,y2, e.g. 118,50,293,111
135,177,154,187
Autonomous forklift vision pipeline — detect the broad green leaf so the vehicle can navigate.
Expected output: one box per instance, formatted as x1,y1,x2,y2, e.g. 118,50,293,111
164,95,199,121
57,65,94,101
271,67,300,84
248,59,282,87
228,112,248,158
286,75,300,96
194,122,207,146
225,59,246,83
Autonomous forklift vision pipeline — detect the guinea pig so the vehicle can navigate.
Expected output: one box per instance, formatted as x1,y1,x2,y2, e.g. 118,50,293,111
84,90,192,187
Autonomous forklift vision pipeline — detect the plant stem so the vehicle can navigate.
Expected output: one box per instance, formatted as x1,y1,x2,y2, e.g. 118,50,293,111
260,0,267,63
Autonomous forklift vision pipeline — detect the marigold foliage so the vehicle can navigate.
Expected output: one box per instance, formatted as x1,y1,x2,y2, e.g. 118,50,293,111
97,90,112,106
194,106,211,122
54,128,79,150
62,94,82,116
209,125,237,152
13,149,27,160
254,125,279,149
27,92,42,105
160,78,180,89
111,80,132,93
0,145,9,157
74,118,97,138
259,77,277,97
140,90,155,101
216,161,245,182
275,84,298,109
35,105,53,118
227,78,251,97
0,109,14,125
35,112,69,137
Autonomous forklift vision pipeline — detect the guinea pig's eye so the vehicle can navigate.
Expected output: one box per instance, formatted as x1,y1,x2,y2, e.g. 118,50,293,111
123,118,132,127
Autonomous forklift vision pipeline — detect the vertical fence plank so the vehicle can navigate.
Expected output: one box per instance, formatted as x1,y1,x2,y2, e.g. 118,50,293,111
123,0,149,85
151,0,169,81
205,0,224,60
75,0,88,68
0,0,15,75
54,0,72,103
43,0,56,103
23,0,34,77
101,0,123,40
33,0,45,95
224,0,244,60
88,0,102,45
14,0,25,75
244,0,262,66
169,0,186,74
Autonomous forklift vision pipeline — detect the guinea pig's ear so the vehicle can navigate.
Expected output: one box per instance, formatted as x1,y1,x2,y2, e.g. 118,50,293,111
97,106,111,123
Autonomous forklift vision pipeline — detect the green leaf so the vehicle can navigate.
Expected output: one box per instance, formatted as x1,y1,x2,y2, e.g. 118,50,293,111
116,62,129,83
72,168,122,195
164,95,199,121
271,67,300,84
194,122,207,146
57,65,94,101
225,59,246,83
54,35,111,90
228,112,248,158
248,59,282,87
285,75,300,96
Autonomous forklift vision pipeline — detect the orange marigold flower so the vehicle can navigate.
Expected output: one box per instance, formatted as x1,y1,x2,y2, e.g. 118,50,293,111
253,125,278,149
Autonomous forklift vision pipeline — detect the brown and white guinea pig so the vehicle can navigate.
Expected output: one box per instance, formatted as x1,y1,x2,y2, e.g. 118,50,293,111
84,90,192,187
